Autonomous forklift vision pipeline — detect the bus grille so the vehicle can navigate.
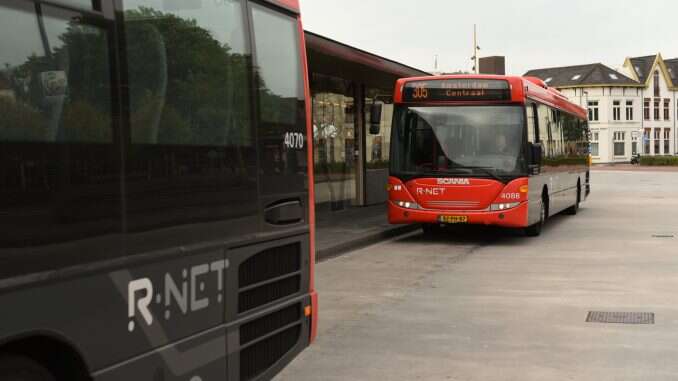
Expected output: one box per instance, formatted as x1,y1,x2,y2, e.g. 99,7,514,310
240,304,301,345
422,200,481,210
238,243,301,313
240,324,301,381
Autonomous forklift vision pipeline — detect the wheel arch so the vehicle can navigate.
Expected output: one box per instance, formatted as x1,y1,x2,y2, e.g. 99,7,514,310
0,332,92,381
541,185,549,217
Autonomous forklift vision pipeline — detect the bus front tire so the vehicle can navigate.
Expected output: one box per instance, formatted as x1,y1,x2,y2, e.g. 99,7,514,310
525,197,547,237
0,355,55,381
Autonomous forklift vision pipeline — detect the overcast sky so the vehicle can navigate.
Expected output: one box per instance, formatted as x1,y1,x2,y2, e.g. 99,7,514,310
299,0,678,75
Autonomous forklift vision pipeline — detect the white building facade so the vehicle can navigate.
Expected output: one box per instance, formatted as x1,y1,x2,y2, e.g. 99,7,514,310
526,54,678,163
620,54,678,158
560,86,643,163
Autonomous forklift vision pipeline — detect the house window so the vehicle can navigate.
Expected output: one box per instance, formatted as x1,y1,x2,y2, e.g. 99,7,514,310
625,100,633,121
654,70,660,97
654,128,661,154
613,131,625,156
644,98,650,120
654,99,660,120
644,128,651,154
631,133,638,155
664,99,670,121
587,101,599,121
664,128,671,155
613,100,621,121
590,131,599,156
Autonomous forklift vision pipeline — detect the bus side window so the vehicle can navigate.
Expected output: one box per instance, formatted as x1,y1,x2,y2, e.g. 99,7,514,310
562,112,578,157
526,103,537,143
250,3,307,198
537,104,551,158
552,109,564,157
0,1,121,266
122,0,260,253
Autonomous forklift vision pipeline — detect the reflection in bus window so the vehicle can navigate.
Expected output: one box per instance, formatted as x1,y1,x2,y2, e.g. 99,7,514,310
122,0,260,252
251,3,307,196
251,4,304,126
124,0,250,146
0,2,120,264
0,2,112,143
55,0,97,10
392,105,527,177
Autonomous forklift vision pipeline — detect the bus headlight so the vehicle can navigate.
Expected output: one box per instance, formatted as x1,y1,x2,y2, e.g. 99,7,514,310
395,200,421,210
490,202,520,211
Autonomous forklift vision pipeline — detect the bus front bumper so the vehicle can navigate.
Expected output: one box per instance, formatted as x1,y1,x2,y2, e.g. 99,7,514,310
388,201,529,228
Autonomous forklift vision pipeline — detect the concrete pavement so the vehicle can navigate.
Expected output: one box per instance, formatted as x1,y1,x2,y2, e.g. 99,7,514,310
315,203,419,260
277,170,678,381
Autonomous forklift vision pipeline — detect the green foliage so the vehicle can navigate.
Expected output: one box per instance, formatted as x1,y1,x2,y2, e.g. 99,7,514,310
543,155,588,166
61,100,111,142
130,94,191,144
0,98,48,141
639,156,678,166
5,17,112,144
366,160,390,169
125,7,252,146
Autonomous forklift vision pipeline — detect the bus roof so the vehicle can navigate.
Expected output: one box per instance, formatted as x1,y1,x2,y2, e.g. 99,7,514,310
394,74,588,120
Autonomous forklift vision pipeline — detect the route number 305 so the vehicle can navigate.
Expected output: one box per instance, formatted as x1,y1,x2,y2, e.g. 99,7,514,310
411,86,428,99
284,132,305,149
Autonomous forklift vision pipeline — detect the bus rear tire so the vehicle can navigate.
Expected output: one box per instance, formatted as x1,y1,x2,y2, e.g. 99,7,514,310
0,355,55,381
525,196,547,237
565,184,581,215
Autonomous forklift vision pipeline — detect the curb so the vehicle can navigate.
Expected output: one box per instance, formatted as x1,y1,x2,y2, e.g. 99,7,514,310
316,224,421,262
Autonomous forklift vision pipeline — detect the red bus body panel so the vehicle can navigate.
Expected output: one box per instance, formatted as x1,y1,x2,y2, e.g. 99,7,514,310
297,16,318,344
388,176,530,228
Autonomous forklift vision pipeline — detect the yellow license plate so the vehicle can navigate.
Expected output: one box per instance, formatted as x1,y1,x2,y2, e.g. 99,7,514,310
438,215,468,224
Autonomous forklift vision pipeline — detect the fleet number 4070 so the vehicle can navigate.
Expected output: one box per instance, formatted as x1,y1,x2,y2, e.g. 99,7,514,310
284,132,304,149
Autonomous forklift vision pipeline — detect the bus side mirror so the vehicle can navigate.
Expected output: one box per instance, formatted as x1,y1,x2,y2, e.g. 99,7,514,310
530,143,543,165
369,103,382,135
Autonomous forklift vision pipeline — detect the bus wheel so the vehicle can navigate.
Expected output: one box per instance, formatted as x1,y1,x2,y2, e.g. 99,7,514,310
565,183,581,215
525,197,547,237
422,224,442,236
0,355,55,381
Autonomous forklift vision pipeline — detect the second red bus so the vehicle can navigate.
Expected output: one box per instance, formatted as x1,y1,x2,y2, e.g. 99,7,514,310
387,75,590,236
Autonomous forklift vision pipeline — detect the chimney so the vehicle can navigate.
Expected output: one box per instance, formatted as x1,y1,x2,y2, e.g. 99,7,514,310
479,56,505,75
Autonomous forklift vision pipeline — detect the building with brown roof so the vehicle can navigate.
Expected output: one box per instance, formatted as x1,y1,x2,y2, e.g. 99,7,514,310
526,54,677,163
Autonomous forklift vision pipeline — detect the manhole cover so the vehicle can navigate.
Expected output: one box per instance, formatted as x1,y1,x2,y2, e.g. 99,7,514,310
586,311,654,324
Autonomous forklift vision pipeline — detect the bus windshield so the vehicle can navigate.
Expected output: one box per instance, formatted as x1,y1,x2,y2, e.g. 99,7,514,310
391,105,527,179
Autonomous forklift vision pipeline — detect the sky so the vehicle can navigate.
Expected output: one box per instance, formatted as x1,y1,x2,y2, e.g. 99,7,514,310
299,0,678,76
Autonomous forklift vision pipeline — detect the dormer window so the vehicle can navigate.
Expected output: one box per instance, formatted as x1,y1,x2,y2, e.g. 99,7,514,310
654,70,660,97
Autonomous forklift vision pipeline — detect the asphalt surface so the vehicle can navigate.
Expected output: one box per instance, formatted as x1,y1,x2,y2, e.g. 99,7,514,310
276,170,678,381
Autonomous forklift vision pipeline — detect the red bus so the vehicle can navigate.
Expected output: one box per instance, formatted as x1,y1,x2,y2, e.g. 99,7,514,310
0,0,315,380
387,75,590,236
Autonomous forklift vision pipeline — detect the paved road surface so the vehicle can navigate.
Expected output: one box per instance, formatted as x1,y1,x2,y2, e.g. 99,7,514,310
277,170,678,381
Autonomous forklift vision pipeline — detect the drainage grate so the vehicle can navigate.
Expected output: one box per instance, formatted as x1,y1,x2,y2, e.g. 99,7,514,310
586,311,654,324
652,234,675,238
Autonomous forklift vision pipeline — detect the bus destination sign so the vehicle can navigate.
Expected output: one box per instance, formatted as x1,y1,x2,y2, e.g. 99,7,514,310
402,79,511,102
